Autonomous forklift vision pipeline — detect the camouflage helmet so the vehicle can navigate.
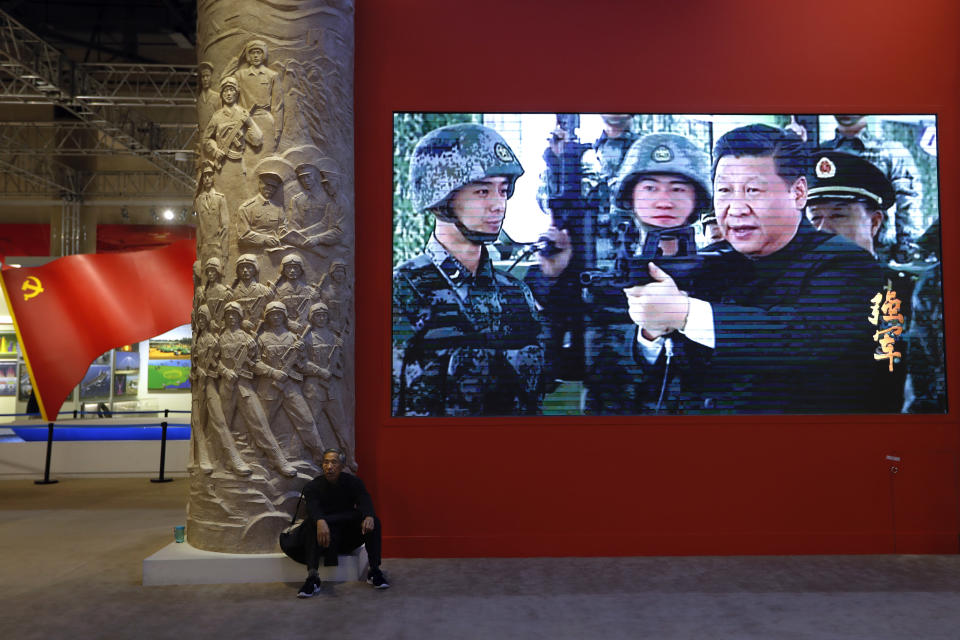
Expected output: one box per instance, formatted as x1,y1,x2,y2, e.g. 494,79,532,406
264,301,287,318
223,301,243,319
615,133,712,221
409,123,524,214
235,254,259,274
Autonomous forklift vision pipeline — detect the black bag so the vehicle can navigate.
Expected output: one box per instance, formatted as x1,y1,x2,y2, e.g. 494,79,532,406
279,490,308,564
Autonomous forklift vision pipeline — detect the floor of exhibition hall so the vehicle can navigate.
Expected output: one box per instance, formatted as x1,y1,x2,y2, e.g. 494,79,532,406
1,477,959,640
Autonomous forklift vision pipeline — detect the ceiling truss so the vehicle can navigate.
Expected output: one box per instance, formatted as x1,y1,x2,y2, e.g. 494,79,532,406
0,8,197,200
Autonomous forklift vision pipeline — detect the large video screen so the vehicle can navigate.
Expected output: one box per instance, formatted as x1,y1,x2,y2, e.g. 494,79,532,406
392,113,946,417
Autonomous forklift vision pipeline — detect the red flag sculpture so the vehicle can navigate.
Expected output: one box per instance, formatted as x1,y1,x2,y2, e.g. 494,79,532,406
0,239,195,421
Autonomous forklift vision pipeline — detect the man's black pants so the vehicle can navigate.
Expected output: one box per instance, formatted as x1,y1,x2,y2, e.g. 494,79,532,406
301,511,382,571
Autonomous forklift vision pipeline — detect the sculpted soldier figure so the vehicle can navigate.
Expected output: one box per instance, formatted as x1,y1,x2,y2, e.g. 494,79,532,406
302,301,354,470
283,160,345,253
272,253,317,333
236,39,283,154
196,62,220,132
256,301,326,458
229,254,273,333
217,301,297,477
238,165,290,252
202,76,263,210
197,257,231,332
393,123,546,416
192,305,252,476
284,163,343,255
317,260,350,337
195,161,230,264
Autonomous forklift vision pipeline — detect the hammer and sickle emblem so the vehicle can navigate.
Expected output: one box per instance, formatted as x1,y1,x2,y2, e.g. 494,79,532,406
21,276,43,301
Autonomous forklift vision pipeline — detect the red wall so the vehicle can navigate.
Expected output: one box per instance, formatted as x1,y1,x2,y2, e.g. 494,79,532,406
355,0,960,556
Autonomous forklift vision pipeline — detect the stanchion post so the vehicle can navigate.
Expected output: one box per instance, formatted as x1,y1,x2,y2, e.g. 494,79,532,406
34,422,59,485
151,420,173,483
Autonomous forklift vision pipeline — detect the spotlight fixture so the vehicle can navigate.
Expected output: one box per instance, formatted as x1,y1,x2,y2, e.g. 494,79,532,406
162,208,175,221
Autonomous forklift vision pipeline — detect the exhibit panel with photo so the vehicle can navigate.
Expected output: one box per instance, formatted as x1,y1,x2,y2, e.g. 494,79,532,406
392,112,945,417
147,325,192,391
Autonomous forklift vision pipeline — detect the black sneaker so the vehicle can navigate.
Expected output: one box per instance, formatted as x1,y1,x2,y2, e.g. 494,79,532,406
297,575,321,598
367,569,390,589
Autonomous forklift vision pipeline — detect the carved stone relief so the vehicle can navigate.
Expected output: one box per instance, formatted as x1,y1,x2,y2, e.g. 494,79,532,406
188,0,354,553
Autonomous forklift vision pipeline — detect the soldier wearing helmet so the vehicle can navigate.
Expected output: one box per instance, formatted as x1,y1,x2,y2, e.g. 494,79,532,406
197,256,231,331
190,303,260,476
393,123,546,416
215,300,298,477
302,301,355,470
257,300,326,458
318,259,351,336
229,254,273,333
272,253,317,333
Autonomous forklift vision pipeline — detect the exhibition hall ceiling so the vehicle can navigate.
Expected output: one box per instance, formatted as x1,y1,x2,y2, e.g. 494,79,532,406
0,0,200,236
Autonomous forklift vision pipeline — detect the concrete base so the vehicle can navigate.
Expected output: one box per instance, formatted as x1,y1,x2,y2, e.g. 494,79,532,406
143,541,368,586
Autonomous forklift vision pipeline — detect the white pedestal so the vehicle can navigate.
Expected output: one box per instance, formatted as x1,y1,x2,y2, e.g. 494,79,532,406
143,542,368,586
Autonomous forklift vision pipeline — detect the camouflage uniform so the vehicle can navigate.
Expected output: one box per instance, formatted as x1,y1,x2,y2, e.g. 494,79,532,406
586,133,712,415
393,123,545,416
820,126,924,251
393,236,545,416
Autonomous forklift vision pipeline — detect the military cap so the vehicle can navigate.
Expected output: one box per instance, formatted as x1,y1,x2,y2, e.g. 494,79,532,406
409,123,524,213
253,156,295,184
615,133,712,218
807,151,895,210
196,304,212,321
219,76,238,92
244,39,268,57
200,160,217,176
309,301,329,315
197,61,214,73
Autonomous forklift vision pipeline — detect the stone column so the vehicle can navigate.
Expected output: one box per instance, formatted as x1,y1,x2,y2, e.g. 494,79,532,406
188,0,354,553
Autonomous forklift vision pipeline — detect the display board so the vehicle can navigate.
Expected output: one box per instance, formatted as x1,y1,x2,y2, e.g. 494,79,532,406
147,325,191,391
392,112,946,417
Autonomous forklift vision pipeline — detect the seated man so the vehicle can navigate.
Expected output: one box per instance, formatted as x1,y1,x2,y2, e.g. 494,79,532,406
297,449,388,597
